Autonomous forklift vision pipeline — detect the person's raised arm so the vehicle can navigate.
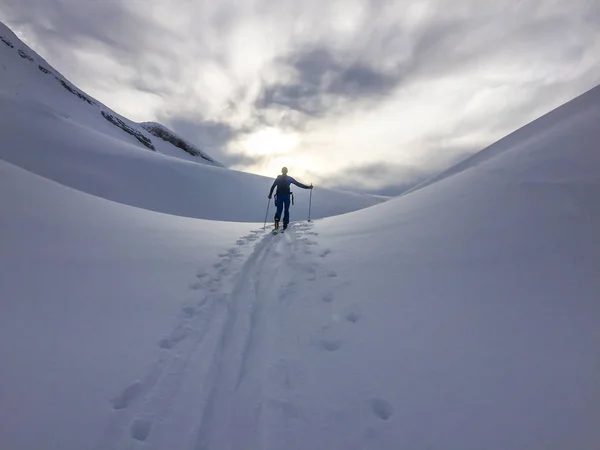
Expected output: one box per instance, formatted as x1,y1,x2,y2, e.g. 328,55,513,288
289,177,312,190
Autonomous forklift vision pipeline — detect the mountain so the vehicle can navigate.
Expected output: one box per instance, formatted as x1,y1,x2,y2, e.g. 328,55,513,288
1,20,599,450
0,21,383,221
0,21,222,166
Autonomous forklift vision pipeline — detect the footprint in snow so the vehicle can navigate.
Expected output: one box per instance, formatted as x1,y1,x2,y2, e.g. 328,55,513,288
190,272,210,290
205,277,221,292
370,398,394,420
218,248,242,258
319,339,342,352
158,326,189,349
182,306,196,317
327,270,338,278
345,310,361,323
321,293,334,303
189,281,204,291
131,418,152,441
111,380,143,410
319,249,331,258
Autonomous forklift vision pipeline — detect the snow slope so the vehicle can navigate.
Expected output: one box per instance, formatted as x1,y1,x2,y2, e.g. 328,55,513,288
1,19,600,450
0,21,383,221
0,159,254,450
0,22,221,166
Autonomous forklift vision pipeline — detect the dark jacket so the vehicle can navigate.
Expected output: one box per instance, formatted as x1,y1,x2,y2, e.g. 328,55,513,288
269,175,310,197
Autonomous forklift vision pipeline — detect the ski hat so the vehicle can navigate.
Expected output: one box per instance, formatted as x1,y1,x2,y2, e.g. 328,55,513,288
281,167,288,174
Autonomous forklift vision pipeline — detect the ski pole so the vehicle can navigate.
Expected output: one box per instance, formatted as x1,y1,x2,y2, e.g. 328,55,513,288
263,197,271,230
307,186,313,222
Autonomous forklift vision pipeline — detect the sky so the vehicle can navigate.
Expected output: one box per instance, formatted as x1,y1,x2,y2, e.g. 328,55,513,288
1,0,599,195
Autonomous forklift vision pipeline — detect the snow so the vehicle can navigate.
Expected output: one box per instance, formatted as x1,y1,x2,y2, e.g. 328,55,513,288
1,20,600,450
0,160,249,449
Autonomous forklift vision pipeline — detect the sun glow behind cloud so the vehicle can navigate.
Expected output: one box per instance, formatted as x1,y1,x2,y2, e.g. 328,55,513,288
2,0,599,194
240,127,299,156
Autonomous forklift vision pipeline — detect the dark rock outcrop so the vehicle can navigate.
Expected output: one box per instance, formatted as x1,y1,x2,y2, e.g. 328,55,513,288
18,49,33,61
57,78,95,105
0,36,14,48
142,123,214,162
102,111,155,150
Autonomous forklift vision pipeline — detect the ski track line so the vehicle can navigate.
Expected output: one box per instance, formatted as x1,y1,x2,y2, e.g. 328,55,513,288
93,229,265,450
192,229,282,450
191,221,386,450
94,221,346,450
95,300,220,450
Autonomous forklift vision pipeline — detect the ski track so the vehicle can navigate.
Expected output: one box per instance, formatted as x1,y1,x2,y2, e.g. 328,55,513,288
94,220,376,450
93,228,262,450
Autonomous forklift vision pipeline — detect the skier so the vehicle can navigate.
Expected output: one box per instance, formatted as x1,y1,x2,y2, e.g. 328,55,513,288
268,167,313,231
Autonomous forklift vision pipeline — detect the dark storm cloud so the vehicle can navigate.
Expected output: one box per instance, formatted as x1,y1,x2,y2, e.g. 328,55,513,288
256,46,402,115
328,63,398,97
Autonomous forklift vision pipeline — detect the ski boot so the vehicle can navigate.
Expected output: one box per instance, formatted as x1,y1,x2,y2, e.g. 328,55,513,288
271,219,280,234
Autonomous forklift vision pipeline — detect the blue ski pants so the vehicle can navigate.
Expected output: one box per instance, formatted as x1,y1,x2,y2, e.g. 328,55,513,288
274,194,291,225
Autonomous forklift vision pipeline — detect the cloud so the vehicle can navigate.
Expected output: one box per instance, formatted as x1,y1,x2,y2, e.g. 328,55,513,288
311,162,434,195
1,0,599,194
256,46,402,116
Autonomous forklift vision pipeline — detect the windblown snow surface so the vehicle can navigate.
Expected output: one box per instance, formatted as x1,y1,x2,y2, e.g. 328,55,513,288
1,21,600,450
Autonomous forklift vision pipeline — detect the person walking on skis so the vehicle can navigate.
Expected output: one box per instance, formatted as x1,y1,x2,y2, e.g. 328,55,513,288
268,167,313,231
